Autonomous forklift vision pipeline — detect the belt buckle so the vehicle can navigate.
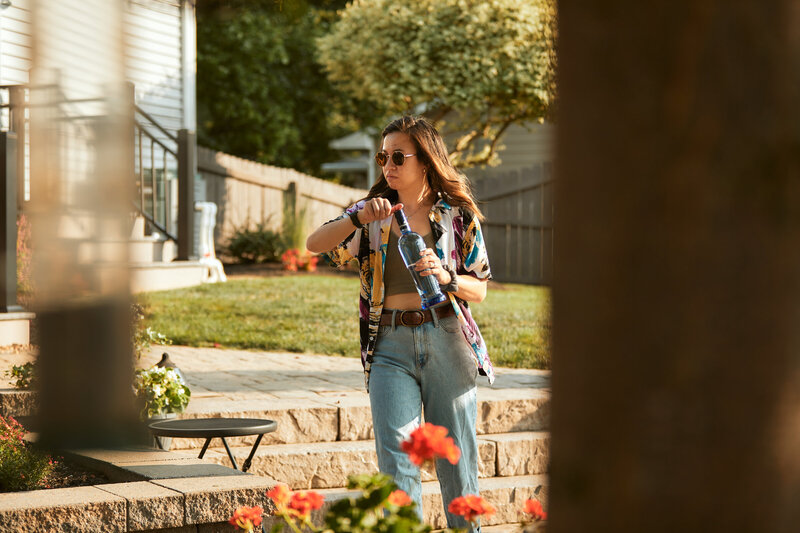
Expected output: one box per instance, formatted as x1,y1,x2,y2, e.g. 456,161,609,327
399,310,424,326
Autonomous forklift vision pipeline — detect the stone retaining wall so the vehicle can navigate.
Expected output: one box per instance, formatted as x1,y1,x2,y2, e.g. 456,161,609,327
0,448,278,533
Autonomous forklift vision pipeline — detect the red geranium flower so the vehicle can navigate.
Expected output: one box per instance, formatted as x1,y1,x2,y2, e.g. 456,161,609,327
448,494,496,524
524,498,548,521
228,505,263,531
266,483,292,508
400,423,461,466
387,489,413,507
287,490,325,519
281,249,299,271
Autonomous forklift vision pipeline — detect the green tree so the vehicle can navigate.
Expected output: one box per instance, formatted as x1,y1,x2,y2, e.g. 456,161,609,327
196,0,367,178
317,0,557,167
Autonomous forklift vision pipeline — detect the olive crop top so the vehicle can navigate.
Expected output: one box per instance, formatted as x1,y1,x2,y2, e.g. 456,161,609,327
384,230,437,296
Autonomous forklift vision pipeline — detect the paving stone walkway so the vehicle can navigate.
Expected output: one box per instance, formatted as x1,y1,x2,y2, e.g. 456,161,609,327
138,344,549,401
0,344,549,398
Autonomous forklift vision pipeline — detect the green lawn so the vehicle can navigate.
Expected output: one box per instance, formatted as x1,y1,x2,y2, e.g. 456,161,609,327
139,274,551,369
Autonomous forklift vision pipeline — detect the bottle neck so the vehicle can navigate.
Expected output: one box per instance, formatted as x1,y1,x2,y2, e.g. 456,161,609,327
394,210,412,234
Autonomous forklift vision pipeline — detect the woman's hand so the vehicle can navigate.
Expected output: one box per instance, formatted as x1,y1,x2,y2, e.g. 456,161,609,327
415,248,452,285
357,199,403,225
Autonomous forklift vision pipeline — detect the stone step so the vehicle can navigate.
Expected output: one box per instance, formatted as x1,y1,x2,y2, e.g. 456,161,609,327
130,261,208,293
166,388,550,450
129,237,177,263
276,474,548,531
199,431,549,490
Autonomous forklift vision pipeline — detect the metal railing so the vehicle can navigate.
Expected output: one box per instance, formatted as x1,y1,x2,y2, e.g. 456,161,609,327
134,98,179,242
131,83,196,259
0,82,197,311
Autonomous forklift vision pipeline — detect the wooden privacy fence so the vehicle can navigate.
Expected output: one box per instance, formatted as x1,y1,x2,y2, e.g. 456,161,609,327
197,147,368,248
198,146,554,284
472,162,555,285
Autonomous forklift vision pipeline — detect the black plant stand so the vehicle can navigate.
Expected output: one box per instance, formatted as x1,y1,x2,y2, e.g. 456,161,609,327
148,417,278,472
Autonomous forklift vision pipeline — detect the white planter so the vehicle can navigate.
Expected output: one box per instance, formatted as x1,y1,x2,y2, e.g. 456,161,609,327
146,412,178,450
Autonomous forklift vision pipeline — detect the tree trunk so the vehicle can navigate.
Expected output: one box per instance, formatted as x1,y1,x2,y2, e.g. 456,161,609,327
550,2,800,532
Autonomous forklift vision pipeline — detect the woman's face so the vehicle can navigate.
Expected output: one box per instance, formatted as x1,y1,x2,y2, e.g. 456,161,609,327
379,132,426,193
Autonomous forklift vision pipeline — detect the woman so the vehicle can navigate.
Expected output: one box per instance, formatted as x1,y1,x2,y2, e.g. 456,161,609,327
306,116,493,532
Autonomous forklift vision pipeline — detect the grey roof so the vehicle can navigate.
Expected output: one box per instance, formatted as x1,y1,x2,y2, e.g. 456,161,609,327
329,131,376,151
321,157,371,173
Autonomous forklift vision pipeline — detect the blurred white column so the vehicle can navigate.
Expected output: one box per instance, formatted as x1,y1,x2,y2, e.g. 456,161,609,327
29,0,140,448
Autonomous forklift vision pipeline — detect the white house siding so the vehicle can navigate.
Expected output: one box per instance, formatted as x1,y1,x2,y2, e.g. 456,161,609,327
0,1,189,206
124,0,185,135
28,1,128,209
0,0,32,197
124,0,188,236
0,0,31,86
0,0,187,132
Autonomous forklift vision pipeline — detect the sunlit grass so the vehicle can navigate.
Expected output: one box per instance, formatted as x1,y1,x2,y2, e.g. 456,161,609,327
140,275,551,369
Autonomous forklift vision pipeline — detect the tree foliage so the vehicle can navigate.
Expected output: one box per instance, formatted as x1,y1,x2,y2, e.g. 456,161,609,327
196,1,367,177
317,0,557,167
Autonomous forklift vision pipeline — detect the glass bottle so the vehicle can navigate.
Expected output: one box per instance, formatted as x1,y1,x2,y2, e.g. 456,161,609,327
394,208,447,309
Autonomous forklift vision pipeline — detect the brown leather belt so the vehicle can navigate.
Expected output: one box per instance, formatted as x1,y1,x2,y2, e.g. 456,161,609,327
380,304,455,327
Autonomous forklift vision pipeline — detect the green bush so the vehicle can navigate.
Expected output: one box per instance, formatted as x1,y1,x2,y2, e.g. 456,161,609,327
16,214,33,308
225,223,286,264
0,416,53,492
5,362,36,390
132,303,171,362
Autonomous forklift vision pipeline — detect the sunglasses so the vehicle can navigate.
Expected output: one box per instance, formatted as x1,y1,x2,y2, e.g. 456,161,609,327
375,150,416,167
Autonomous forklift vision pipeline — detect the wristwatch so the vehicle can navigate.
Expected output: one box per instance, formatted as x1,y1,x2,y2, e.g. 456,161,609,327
439,264,459,293
349,210,364,229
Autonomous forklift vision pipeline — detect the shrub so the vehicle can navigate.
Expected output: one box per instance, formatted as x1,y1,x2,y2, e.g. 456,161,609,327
0,416,53,492
16,214,33,308
132,303,171,362
226,223,286,264
5,362,36,390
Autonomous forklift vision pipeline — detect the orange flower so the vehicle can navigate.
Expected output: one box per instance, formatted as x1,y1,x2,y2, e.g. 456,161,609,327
448,494,496,524
266,483,292,508
400,423,461,466
304,255,319,272
287,490,325,519
387,489,413,507
228,505,263,531
524,498,547,521
281,249,300,271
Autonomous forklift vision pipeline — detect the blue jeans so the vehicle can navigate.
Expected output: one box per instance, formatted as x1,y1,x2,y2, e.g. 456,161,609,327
369,307,481,532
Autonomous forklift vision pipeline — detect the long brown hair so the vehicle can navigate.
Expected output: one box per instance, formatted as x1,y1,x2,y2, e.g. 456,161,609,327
365,116,484,221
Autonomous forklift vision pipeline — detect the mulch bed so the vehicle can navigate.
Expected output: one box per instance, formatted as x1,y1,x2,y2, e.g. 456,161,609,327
222,261,358,279
0,456,112,494
221,261,508,289
44,456,112,490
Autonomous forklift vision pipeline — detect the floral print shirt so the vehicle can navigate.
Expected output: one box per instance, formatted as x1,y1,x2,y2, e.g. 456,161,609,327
324,196,495,390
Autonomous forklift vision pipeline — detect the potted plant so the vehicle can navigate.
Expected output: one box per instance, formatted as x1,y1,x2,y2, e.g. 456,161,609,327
133,363,191,449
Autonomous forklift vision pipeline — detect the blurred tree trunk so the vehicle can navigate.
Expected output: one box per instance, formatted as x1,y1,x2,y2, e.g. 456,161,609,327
550,2,800,532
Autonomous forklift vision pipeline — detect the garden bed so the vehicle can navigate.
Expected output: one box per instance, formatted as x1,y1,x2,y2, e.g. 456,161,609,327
0,455,113,493
221,260,357,278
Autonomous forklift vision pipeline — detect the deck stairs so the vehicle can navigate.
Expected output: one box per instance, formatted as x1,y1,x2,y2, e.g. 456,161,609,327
128,215,209,293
